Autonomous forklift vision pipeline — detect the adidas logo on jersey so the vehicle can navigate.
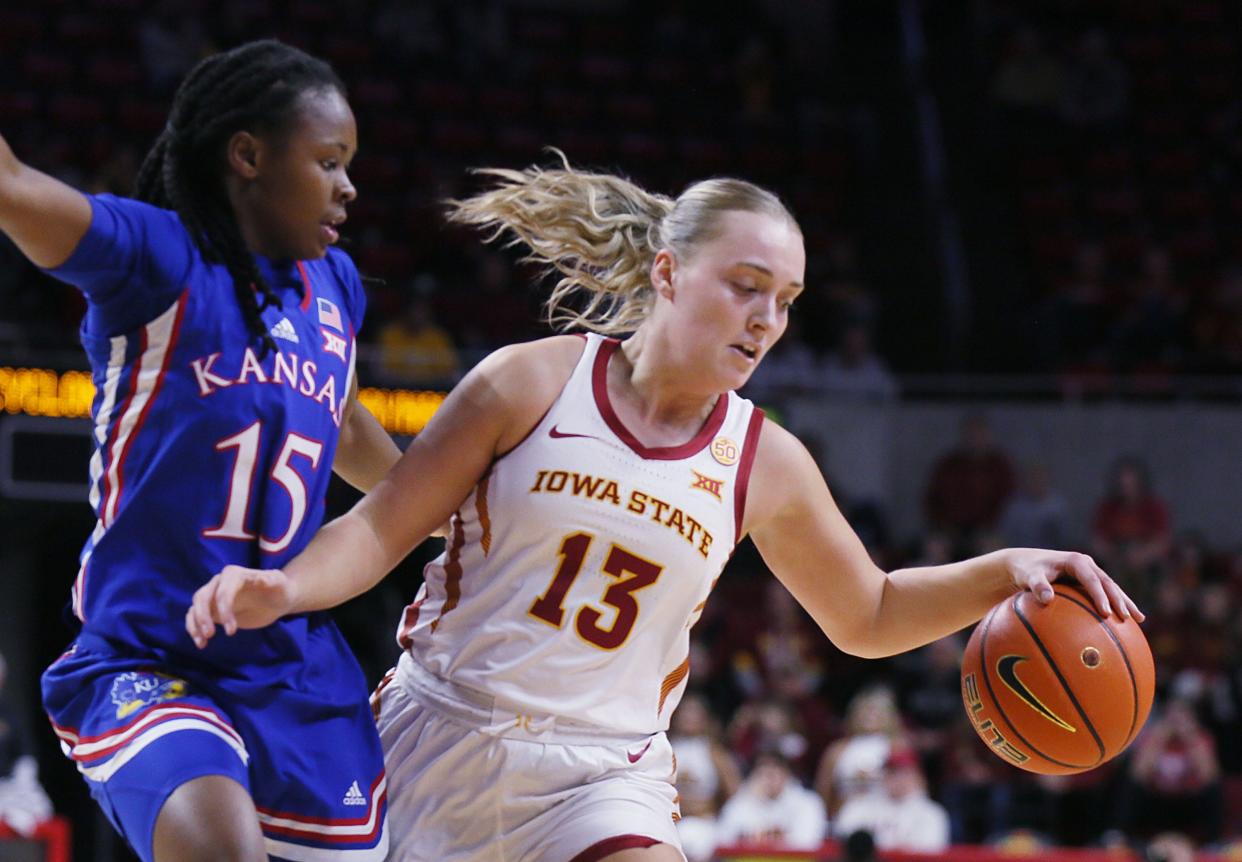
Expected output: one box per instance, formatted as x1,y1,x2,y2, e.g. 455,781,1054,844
270,317,300,343
342,780,367,807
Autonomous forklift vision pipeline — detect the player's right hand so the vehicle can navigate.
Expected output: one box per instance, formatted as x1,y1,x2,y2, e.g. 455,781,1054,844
185,565,297,649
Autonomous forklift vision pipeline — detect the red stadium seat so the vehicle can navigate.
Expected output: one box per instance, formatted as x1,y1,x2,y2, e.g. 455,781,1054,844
428,120,488,156
118,98,167,135
1086,189,1141,222
1146,149,1200,181
49,94,106,127
56,12,117,50
87,56,142,89
494,126,544,161
1021,189,1076,223
478,86,536,121
542,88,597,126
23,52,76,86
1157,188,1213,223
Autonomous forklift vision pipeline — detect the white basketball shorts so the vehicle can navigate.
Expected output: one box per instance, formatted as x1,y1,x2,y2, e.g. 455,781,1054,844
373,653,685,862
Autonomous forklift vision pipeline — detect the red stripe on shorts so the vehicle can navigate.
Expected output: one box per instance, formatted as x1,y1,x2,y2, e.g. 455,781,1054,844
570,834,663,862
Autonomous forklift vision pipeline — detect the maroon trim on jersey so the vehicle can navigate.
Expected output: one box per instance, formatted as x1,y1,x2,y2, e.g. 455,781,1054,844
658,655,691,714
396,597,425,651
430,512,466,632
494,335,590,461
732,407,766,544
592,337,728,461
371,667,397,723
476,465,494,555
569,835,663,862
295,260,314,311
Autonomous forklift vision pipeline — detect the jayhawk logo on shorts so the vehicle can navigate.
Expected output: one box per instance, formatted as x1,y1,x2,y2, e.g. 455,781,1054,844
109,671,188,719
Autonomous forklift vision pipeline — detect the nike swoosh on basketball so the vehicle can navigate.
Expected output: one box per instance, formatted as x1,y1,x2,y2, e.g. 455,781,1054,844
627,740,653,763
548,425,599,441
996,655,1077,732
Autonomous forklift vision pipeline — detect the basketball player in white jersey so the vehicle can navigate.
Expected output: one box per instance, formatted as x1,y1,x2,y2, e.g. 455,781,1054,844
186,156,1143,862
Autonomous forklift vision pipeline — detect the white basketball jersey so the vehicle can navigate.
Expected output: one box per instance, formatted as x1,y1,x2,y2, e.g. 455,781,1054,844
397,334,765,735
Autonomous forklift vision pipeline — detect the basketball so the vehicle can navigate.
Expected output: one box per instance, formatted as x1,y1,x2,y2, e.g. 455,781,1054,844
960,581,1155,775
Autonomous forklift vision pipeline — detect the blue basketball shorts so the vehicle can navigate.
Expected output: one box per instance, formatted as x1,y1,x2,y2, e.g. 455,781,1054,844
42,632,388,862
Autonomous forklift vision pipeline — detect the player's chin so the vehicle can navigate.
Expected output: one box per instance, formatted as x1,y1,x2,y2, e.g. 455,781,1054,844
717,365,755,393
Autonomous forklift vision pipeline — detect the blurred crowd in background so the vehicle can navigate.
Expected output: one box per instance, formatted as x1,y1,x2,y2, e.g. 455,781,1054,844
2,0,1241,392
665,414,1242,857
2,0,1242,859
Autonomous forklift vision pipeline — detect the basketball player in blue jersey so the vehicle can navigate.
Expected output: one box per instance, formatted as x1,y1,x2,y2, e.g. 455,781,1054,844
188,155,1144,862
1,41,396,862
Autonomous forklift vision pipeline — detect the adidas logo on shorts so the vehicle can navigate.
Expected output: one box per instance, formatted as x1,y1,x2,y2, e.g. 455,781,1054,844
342,780,367,807
270,317,300,343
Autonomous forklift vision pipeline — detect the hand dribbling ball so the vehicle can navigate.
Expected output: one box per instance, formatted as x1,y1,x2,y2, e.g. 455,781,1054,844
960,582,1155,775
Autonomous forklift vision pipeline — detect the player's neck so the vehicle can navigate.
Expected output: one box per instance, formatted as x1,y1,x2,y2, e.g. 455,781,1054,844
613,333,718,434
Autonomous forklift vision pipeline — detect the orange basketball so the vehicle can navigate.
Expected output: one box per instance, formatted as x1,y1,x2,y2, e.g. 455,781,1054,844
960,582,1155,775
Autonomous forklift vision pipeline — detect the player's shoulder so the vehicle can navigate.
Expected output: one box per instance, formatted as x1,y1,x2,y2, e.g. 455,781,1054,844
752,415,812,475
473,334,586,394
93,192,186,233
318,246,366,319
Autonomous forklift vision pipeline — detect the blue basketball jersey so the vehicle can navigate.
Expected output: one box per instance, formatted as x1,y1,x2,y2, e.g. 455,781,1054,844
48,194,365,682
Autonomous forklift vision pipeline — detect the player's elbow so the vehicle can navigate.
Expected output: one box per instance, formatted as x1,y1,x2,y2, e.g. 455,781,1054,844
818,617,897,660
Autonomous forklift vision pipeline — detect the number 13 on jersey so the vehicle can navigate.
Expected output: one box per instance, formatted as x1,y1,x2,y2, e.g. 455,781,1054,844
528,532,664,650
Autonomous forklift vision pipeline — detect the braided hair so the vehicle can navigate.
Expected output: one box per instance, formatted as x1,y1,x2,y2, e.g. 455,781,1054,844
133,40,345,354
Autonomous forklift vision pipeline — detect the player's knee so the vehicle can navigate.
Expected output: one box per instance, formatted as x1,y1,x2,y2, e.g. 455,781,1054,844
152,774,266,862
156,833,266,862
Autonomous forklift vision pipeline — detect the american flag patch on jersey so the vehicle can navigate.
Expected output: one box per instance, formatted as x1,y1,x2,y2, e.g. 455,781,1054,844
317,297,343,332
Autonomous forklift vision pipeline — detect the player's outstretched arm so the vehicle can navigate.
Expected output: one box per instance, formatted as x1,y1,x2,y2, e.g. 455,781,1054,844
187,336,585,646
0,132,92,268
743,421,1143,659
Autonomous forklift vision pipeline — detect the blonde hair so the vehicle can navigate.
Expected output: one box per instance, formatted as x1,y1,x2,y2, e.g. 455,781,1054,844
447,151,797,334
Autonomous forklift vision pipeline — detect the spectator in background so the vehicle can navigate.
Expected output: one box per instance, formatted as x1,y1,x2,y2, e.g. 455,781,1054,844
898,635,964,784
998,462,1069,550
376,279,461,386
1143,832,1197,862
814,685,908,817
1091,456,1171,597
939,722,1013,844
446,251,534,351
138,0,210,93
1112,247,1184,376
834,748,950,853
820,321,898,401
715,751,828,852
990,27,1064,117
728,700,810,779
669,693,743,862
1117,699,1223,844
1142,578,1193,686
923,413,1016,548
1059,30,1130,129
1046,241,1112,374
0,653,52,837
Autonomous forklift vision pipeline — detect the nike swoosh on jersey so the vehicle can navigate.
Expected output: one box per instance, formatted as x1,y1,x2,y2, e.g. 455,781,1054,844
627,740,653,763
996,655,1077,732
548,425,599,441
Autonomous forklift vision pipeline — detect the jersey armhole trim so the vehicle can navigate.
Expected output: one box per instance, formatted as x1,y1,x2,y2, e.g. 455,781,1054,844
732,407,766,544
295,260,314,311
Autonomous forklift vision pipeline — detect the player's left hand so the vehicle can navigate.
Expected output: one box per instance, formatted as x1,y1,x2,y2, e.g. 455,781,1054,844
1003,548,1144,622
185,565,296,648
